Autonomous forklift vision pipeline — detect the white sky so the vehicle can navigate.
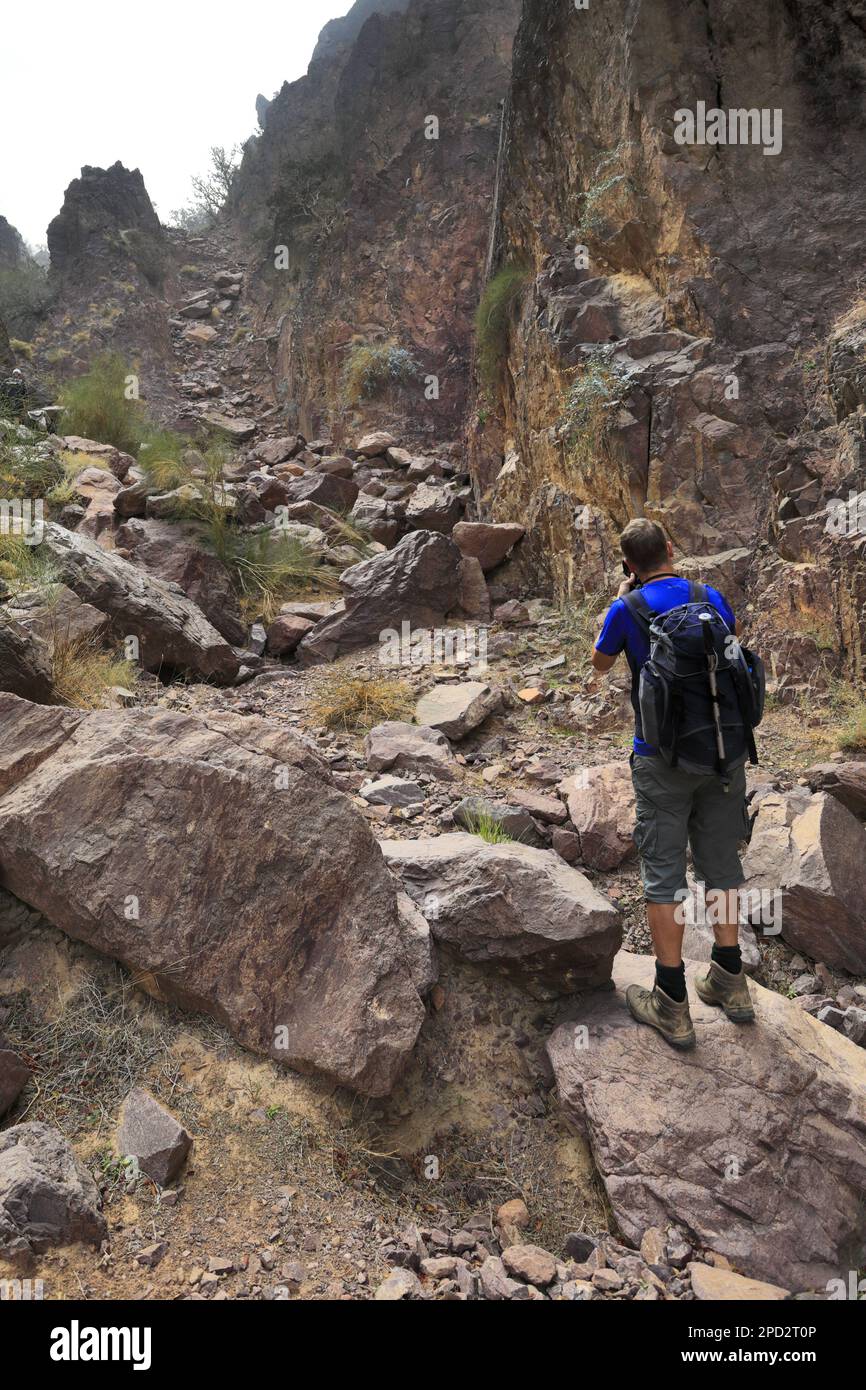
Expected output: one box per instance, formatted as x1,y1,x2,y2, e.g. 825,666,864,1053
0,0,353,248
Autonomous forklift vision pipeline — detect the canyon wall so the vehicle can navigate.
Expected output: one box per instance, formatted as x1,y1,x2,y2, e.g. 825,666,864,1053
230,0,521,445
471,0,866,681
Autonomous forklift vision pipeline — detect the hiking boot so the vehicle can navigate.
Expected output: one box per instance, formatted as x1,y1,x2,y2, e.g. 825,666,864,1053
694,960,755,1023
626,982,696,1050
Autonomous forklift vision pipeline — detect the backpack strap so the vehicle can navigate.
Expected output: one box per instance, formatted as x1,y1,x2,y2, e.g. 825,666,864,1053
621,588,654,639
689,580,709,603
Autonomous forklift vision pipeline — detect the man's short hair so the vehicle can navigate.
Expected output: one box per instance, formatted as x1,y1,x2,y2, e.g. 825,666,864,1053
620,518,669,572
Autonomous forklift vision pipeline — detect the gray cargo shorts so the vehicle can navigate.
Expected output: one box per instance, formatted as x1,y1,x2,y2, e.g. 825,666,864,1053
630,754,749,902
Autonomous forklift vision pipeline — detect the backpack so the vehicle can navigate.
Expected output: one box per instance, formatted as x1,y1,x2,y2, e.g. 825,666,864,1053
622,580,765,784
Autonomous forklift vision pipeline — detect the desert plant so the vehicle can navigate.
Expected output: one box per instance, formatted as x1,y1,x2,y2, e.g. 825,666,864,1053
559,349,631,471
308,673,413,731
0,530,59,590
52,634,139,710
342,342,421,406
475,263,530,389
57,354,147,453
462,807,514,845
577,144,640,238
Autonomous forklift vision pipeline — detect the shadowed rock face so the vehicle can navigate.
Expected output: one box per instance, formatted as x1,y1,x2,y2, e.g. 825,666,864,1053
472,0,866,675
546,952,866,1291
229,0,521,443
47,162,163,276
0,695,425,1096
0,214,27,270
0,312,13,375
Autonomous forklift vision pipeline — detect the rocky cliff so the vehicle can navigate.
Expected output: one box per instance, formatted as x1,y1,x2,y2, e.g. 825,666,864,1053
229,0,521,445
0,215,27,271
472,0,866,682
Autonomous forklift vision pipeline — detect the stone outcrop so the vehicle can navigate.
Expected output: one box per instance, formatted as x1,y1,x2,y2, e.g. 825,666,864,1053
0,611,54,704
0,695,424,1096
471,0,866,677
0,1123,107,1260
114,518,247,647
47,162,163,278
557,762,636,871
228,0,521,441
547,952,866,1291
742,789,866,973
41,523,241,683
300,530,463,661
381,833,621,995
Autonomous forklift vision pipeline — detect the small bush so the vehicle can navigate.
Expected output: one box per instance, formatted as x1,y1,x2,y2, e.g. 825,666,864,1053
308,673,413,731
343,342,420,406
218,528,331,623
475,264,530,390
559,349,631,470
0,531,59,590
58,354,147,453
462,808,513,844
52,635,139,710
10,338,33,359
578,145,640,239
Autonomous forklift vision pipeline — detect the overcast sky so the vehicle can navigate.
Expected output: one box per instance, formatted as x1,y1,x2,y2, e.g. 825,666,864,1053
0,0,352,248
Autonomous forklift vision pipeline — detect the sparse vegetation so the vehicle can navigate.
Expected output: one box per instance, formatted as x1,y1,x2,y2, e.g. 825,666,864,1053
559,348,631,470
577,144,640,238
462,808,514,844
57,353,147,453
342,342,421,406
52,634,139,710
308,673,413,731
0,530,59,590
475,263,530,389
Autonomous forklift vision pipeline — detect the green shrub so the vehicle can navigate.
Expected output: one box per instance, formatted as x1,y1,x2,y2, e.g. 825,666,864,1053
578,145,640,239
9,338,33,360
58,354,147,453
462,808,514,844
559,349,631,469
475,264,530,390
342,342,420,406
0,262,51,338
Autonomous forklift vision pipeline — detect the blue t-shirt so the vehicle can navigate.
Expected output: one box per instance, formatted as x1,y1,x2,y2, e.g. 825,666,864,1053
595,577,736,756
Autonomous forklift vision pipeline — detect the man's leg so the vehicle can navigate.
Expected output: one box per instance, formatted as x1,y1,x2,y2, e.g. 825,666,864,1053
689,767,755,1022
626,758,695,1048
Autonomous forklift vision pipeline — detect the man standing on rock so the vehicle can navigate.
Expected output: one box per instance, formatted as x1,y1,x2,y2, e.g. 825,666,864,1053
591,518,756,1049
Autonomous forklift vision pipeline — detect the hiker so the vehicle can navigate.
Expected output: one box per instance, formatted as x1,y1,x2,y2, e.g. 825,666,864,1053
0,367,27,420
591,518,765,1049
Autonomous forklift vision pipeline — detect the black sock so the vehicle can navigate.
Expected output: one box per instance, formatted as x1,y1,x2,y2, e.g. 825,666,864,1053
656,961,686,1002
711,944,742,975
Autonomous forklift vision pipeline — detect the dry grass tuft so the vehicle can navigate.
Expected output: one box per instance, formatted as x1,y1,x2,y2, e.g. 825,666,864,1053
52,635,139,709
308,672,413,731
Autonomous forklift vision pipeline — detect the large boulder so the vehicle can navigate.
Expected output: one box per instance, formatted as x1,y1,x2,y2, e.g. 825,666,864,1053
452,521,525,572
6,585,110,653
557,762,637,871
364,721,458,781
284,471,359,511
0,695,424,1095
300,531,463,662
0,1122,107,1259
414,681,501,740
115,518,247,646
805,760,866,819
381,834,621,995
742,789,866,973
0,611,54,703
546,952,866,1291
41,523,240,683
403,483,465,535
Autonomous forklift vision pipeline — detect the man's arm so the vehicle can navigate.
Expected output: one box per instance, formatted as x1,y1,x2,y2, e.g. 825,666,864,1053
591,582,631,674
592,646,617,673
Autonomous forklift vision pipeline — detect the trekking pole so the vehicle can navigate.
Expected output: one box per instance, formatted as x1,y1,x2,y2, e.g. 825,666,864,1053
701,616,729,788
